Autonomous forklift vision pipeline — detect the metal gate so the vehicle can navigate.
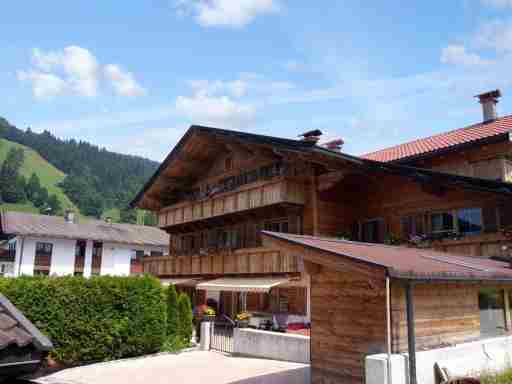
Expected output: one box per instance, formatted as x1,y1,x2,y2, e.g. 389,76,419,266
210,316,235,353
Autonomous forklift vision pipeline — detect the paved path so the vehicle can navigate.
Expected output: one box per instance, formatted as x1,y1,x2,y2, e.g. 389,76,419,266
34,351,310,384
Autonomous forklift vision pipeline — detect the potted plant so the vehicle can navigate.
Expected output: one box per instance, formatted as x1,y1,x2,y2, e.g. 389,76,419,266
235,312,251,328
203,307,216,322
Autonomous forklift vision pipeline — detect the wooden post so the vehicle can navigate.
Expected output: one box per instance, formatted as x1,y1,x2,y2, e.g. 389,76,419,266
406,283,417,384
311,169,319,236
504,290,511,332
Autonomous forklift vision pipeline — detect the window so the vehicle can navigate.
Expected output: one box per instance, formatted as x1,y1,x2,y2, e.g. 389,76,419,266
361,219,384,243
219,228,241,249
457,208,483,235
225,157,233,171
479,288,506,338
131,250,145,275
74,240,86,276
400,215,426,240
150,250,162,257
8,241,16,259
91,242,103,276
34,242,53,276
430,212,455,233
264,220,289,233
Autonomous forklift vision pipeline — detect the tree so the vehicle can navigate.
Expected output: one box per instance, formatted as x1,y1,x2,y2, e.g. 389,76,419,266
166,285,179,340
33,187,49,208
26,173,42,201
177,293,193,344
0,147,25,203
120,207,138,224
143,211,158,227
47,194,62,215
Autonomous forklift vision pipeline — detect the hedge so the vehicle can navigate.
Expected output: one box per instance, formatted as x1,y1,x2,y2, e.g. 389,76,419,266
0,275,167,364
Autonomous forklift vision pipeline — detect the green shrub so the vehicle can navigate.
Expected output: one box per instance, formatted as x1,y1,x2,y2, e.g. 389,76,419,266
480,367,512,384
177,292,193,344
0,275,166,364
166,285,179,340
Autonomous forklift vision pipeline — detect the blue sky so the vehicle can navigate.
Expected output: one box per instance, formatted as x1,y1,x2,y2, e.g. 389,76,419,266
2,1,512,161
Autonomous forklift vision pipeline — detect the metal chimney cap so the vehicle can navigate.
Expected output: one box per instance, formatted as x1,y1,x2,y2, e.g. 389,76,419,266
475,89,502,101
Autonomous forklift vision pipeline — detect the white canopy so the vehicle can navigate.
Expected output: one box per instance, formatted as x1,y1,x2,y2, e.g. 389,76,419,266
160,278,200,287
196,276,290,293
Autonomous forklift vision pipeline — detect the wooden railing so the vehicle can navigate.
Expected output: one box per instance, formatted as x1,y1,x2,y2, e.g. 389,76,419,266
432,232,512,258
157,179,305,228
143,247,299,277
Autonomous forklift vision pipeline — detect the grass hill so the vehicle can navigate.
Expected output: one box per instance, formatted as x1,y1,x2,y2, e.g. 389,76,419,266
0,138,78,213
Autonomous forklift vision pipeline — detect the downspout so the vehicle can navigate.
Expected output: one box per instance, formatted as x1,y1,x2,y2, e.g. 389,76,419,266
17,236,25,277
405,282,417,384
386,276,392,384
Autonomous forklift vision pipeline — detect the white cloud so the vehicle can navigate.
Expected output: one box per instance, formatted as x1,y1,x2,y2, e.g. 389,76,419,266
176,93,256,128
18,46,144,99
481,0,512,8
104,64,146,97
440,44,492,66
176,0,279,28
475,20,512,53
16,70,67,99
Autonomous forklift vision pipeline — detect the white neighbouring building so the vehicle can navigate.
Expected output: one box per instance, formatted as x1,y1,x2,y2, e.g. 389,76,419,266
0,211,169,277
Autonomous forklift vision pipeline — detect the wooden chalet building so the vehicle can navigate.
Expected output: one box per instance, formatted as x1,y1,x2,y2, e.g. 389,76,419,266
132,90,512,383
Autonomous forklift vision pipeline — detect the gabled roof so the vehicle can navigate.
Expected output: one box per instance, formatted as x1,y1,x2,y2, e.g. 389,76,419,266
132,125,512,210
362,115,512,163
262,232,512,282
0,211,169,247
0,293,53,352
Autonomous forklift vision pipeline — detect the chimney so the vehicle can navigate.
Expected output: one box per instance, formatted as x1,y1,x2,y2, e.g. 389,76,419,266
476,89,502,123
323,139,344,152
64,210,75,224
299,129,323,144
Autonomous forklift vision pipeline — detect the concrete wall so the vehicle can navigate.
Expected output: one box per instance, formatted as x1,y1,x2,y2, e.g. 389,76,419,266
233,328,310,364
366,335,512,384
13,236,166,277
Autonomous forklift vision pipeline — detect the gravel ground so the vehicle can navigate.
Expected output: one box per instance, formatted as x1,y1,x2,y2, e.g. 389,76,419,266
32,351,310,384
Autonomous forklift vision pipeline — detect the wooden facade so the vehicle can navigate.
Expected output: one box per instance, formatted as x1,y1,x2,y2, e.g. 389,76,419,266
133,125,512,384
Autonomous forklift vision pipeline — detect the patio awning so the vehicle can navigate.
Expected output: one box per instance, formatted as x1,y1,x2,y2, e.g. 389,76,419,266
196,276,290,293
160,278,201,287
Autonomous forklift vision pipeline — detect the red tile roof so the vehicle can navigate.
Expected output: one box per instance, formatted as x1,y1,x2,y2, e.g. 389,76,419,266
262,232,512,282
362,115,512,163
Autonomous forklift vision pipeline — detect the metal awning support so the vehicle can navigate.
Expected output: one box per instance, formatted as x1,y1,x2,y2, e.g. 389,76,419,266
196,276,290,293
406,283,417,384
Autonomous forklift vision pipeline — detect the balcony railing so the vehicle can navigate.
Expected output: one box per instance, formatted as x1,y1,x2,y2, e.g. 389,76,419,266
143,246,299,277
157,179,305,228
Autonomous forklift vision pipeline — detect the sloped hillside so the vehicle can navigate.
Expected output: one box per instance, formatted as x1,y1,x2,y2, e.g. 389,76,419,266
0,138,78,213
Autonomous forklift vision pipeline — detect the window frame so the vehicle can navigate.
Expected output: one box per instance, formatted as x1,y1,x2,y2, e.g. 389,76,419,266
34,241,53,276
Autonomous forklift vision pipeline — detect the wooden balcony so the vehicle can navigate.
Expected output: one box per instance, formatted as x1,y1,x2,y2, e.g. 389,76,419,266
143,247,299,277
157,179,305,229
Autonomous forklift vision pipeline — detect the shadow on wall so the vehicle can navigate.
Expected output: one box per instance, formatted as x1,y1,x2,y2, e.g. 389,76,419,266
227,366,310,384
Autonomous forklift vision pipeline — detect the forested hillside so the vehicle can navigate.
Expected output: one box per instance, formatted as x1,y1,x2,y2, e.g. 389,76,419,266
0,117,159,218
0,138,78,213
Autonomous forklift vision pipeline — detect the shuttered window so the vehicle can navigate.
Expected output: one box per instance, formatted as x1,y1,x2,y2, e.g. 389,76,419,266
457,208,483,235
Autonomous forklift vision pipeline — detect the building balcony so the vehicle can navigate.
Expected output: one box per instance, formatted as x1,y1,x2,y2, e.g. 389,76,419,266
157,179,305,230
143,246,300,277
